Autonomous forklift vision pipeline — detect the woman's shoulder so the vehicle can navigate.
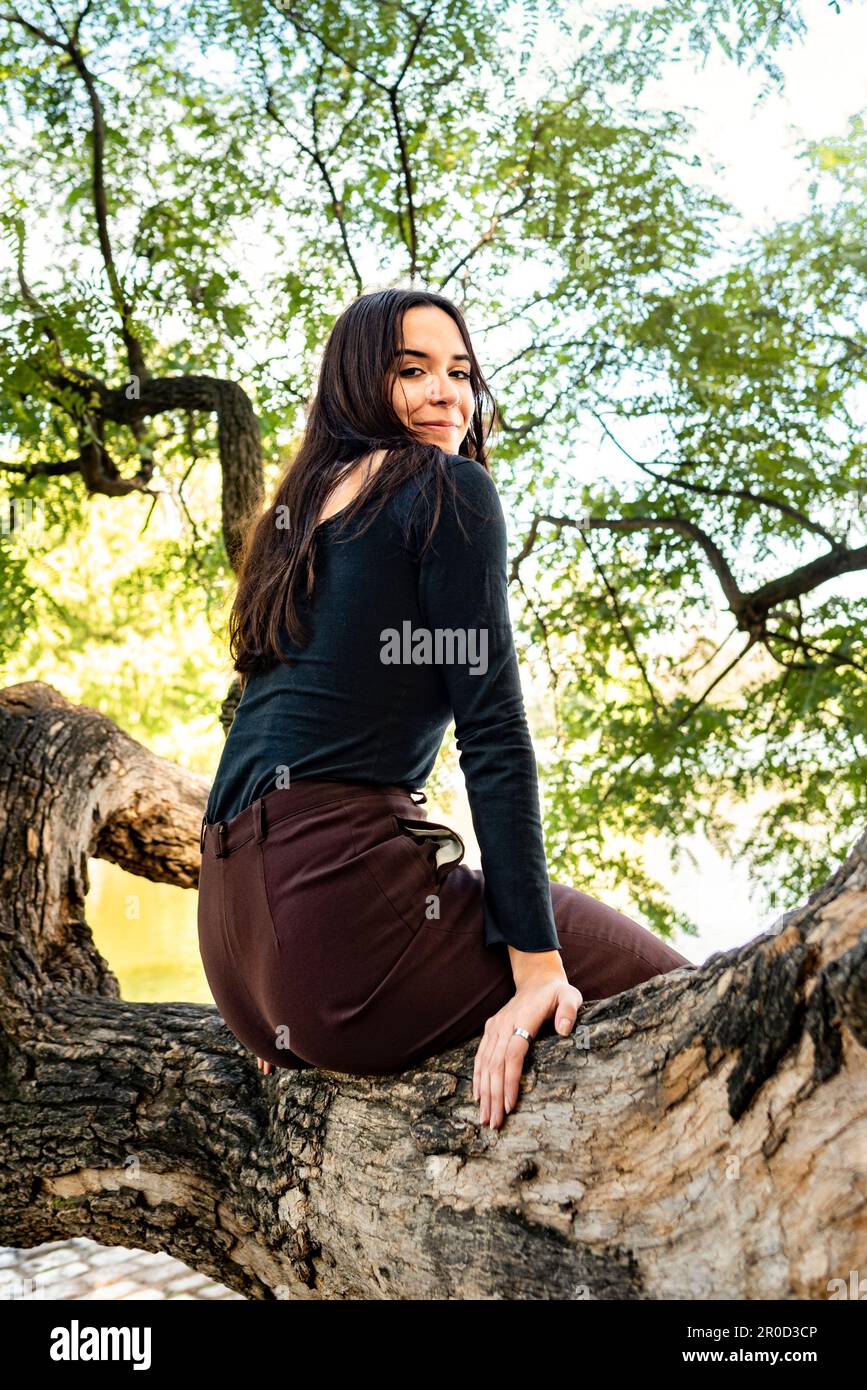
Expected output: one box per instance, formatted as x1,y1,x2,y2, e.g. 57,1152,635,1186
397,453,502,541
445,451,489,474
442,451,497,489
404,454,505,558
400,451,495,504
442,453,502,512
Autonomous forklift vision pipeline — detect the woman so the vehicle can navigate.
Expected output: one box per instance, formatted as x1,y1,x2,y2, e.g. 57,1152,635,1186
197,287,693,1130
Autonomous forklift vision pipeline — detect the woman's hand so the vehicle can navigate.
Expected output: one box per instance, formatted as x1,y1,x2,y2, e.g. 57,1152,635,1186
256,1056,273,1075
473,953,582,1130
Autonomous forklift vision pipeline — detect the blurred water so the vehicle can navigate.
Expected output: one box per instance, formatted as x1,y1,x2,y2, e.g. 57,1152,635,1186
85,858,212,1004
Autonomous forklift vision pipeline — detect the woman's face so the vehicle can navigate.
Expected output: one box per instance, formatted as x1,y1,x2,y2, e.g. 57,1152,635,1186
390,305,475,454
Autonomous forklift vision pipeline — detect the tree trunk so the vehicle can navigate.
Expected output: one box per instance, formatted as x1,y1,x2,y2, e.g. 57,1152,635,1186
0,680,864,1300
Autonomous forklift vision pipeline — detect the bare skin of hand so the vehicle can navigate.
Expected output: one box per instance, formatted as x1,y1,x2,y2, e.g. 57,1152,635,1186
473,950,582,1130
256,1057,273,1075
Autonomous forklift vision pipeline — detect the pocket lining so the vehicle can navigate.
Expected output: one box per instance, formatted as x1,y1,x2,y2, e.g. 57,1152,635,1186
392,815,465,873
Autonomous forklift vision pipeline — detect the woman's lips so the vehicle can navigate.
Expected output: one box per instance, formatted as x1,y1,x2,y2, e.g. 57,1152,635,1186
418,422,456,430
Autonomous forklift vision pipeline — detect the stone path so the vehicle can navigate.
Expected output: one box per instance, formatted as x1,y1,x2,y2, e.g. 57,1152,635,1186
0,1238,244,1300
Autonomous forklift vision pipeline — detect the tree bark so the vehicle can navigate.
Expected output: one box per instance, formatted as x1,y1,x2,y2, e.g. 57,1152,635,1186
0,679,864,1300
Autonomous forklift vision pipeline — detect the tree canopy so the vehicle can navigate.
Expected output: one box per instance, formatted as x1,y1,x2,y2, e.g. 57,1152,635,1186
1,0,864,938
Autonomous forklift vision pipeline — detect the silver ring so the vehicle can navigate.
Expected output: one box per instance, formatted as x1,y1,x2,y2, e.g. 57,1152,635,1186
513,1026,531,1042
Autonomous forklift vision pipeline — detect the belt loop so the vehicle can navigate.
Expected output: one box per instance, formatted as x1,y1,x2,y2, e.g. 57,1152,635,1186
215,822,228,858
253,798,267,844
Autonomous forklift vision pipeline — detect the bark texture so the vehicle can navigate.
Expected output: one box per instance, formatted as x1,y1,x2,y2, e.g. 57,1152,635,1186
0,680,865,1300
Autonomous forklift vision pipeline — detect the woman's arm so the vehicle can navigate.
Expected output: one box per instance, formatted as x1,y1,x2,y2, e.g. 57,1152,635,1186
415,455,562,956
416,457,582,1129
508,944,565,985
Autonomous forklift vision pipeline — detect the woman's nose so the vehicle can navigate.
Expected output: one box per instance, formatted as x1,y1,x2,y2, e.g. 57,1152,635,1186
429,381,460,404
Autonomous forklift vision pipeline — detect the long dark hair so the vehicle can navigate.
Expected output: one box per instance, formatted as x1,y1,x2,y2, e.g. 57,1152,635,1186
228,288,499,681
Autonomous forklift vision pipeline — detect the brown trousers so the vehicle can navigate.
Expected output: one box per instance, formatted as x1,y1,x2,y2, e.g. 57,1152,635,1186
197,779,694,1074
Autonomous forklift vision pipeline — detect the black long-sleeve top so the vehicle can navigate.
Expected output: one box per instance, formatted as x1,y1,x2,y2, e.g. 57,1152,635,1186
205,453,561,953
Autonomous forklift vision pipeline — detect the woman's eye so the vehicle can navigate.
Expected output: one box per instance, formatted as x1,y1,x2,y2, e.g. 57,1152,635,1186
400,368,470,379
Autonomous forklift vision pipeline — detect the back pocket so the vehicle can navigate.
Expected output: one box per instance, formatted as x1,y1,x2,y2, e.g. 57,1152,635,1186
222,835,281,956
335,801,435,934
392,815,465,877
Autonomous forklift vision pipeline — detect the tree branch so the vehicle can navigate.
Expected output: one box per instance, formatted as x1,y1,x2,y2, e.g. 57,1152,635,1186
581,531,663,720
3,6,148,380
437,88,590,290
539,511,746,612
591,410,845,551
262,62,364,296
1,680,864,1299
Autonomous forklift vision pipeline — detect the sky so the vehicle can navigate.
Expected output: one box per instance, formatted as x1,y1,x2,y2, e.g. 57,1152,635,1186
642,0,867,231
